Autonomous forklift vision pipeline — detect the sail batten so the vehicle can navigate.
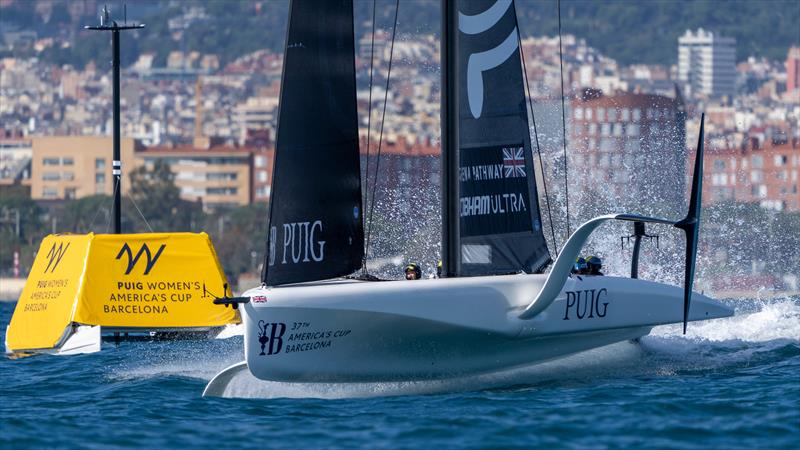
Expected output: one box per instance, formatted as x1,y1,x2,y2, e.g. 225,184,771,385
453,0,551,275
264,0,363,286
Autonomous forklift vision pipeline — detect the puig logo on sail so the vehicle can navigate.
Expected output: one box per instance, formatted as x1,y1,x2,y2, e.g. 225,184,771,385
269,220,326,266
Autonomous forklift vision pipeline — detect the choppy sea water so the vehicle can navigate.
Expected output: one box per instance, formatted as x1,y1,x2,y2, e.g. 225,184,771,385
1,298,799,450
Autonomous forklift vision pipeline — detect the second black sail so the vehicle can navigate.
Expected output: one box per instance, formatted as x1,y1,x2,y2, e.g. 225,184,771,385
263,0,363,286
453,0,552,276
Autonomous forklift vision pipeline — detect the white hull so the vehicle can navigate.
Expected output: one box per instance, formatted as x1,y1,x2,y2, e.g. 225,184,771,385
233,274,732,384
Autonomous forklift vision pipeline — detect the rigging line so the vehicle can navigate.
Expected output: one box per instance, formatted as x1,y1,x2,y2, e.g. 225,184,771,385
86,192,114,232
126,193,154,233
557,0,571,241
513,4,559,254
364,0,399,266
362,0,377,272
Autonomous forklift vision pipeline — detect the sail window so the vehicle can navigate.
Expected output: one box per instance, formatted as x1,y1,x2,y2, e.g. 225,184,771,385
462,244,492,264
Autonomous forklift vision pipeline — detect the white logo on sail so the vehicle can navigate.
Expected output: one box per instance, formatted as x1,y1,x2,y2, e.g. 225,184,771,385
281,220,326,264
459,0,518,119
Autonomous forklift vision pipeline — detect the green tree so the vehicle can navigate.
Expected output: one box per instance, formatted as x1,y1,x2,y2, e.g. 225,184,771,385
205,203,269,285
55,194,114,233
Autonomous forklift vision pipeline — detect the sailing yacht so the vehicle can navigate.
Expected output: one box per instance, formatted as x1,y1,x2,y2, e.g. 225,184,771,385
204,0,732,395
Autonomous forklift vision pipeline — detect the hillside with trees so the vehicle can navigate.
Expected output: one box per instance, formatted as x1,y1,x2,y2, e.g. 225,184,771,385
2,0,797,69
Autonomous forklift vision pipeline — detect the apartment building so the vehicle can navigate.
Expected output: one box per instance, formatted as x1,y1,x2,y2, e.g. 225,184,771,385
30,136,136,200
569,90,687,207
29,135,274,209
701,137,800,212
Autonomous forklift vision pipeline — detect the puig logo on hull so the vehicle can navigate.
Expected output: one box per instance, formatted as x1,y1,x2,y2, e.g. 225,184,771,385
563,288,609,320
116,243,166,275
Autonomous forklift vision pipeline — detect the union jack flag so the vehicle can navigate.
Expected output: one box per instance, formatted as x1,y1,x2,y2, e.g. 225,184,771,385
502,147,526,178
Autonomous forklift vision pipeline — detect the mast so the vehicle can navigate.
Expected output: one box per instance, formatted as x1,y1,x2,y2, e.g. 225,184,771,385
85,5,144,234
441,0,460,277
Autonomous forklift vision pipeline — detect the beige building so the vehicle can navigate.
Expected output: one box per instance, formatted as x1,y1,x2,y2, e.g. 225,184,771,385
30,136,270,209
137,143,253,209
31,136,135,200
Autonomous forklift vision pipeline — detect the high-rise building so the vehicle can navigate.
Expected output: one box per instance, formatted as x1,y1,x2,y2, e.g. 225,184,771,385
678,29,736,98
787,46,800,94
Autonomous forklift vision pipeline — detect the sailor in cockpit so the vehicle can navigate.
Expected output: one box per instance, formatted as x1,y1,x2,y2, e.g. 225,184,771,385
586,256,604,276
404,263,422,280
572,257,589,275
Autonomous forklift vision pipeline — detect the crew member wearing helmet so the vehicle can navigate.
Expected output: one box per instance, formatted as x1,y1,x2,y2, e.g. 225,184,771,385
572,257,588,275
436,260,443,278
404,263,422,280
586,255,604,276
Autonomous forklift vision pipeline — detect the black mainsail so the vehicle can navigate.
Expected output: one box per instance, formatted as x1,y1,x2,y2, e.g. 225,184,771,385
446,0,551,276
263,0,363,286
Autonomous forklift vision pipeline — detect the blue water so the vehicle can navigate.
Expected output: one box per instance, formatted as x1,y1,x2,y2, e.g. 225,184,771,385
2,298,799,450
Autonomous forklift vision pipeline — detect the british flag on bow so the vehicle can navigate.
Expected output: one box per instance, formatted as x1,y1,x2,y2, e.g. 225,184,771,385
502,147,526,178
